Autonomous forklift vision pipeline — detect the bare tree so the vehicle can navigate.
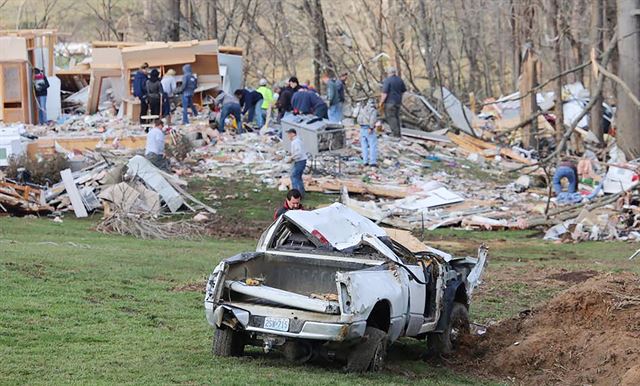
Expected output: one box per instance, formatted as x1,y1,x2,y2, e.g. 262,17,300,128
615,0,640,159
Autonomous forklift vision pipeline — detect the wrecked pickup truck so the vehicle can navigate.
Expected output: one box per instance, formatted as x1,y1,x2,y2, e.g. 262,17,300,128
204,203,487,371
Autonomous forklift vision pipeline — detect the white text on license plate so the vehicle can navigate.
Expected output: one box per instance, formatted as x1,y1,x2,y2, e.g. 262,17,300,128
263,317,289,332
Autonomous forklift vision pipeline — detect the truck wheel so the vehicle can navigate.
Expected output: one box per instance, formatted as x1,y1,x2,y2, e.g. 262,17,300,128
346,327,388,373
212,327,245,357
428,301,470,355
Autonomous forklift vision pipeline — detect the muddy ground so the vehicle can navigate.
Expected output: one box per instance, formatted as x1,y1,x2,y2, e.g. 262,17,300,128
448,273,640,385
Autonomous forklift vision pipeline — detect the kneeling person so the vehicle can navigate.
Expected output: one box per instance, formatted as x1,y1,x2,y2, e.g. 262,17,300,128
145,119,170,170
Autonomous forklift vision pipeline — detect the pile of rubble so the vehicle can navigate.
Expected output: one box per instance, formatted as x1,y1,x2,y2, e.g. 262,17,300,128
1,80,638,243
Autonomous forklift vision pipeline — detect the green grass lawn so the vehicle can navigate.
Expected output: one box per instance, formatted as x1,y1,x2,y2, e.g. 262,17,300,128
1,217,496,385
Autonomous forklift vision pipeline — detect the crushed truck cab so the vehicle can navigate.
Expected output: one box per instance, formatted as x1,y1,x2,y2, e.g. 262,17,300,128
204,203,487,371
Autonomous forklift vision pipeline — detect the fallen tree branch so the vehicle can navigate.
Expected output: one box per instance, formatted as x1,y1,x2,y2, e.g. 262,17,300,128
595,61,640,109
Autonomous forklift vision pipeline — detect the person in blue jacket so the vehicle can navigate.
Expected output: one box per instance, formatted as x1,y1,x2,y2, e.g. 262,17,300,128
133,63,149,121
291,86,313,114
234,88,263,127
309,90,328,119
177,64,198,124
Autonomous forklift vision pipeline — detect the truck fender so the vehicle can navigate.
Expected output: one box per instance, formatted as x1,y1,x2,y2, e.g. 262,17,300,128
435,278,465,333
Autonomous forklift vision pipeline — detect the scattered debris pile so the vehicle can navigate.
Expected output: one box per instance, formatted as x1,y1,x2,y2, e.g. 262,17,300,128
0,179,52,215
454,273,640,385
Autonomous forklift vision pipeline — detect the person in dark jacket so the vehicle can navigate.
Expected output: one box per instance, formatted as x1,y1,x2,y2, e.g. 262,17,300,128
309,90,328,119
145,69,163,117
33,68,50,124
177,64,198,124
276,77,301,119
133,63,149,121
322,69,341,122
273,189,304,219
234,88,263,126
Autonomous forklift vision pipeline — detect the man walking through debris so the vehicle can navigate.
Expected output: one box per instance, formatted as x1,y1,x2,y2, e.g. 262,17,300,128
337,71,348,120
256,79,274,125
213,88,243,134
161,69,177,124
273,189,304,219
178,64,198,124
357,99,379,167
145,69,163,118
145,119,169,170
234,88,263,127
323,70,342,123
133,63,149,122
380,67,406,137
286,128,307,196
33,68,49,124
277,77,301,119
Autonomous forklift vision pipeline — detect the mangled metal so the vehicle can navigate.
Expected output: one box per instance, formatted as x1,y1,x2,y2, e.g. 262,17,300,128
204,203,488,371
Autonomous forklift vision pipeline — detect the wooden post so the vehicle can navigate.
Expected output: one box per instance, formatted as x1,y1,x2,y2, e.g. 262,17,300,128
519,45,539,149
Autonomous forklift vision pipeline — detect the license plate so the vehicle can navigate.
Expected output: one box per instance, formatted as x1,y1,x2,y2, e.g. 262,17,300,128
263,317,289,332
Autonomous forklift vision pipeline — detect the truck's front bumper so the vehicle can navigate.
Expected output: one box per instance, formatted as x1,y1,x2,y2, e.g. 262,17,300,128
205,301,366,341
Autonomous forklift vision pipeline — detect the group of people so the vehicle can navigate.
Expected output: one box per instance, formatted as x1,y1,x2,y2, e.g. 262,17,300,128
133,63,198,125
274,71,347,123
232,79,274,129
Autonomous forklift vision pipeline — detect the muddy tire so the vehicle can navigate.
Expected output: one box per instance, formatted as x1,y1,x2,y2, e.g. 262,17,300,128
428,301,470,355
212,327,245,357
346,327,388,373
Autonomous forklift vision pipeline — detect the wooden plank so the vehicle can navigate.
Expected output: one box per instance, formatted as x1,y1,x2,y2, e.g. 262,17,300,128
60,168,88,218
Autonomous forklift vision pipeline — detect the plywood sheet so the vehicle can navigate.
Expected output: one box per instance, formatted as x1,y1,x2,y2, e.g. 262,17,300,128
0,37,28,61
91,47,122,69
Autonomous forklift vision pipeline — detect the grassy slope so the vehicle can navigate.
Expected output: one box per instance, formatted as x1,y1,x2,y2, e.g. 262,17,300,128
0,217,491,385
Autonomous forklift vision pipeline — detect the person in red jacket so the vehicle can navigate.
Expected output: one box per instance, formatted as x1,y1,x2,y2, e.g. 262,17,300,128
274,189,304,220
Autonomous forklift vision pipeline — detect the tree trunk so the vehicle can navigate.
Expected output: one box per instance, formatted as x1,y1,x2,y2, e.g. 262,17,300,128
304,0,331,93
519,46,539,149
590,0,604,144
547,0,564,142
211,0,218,40
168,0,181,41
616,0,640,159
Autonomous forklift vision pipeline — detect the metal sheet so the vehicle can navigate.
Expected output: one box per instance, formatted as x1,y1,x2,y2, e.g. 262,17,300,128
284,203,387,251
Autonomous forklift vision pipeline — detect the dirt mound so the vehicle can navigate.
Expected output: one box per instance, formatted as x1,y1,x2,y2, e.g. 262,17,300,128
453,273,640,385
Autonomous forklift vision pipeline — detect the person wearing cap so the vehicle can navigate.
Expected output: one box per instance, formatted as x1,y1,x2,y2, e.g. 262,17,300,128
256,79,273,127
322,69,342,123
380,66,407,137
286,128,307,196
133,63,149,122
161,69,177,123
33,68,49,124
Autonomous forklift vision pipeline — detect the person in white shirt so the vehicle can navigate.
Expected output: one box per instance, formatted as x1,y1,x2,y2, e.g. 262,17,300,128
145,119,169,170
286,128,307,196
161,69,177,124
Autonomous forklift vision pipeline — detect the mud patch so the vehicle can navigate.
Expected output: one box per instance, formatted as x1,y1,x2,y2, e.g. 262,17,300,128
170,280,206,293
203,216,267,239
547,269,599,283
450,273,640,385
